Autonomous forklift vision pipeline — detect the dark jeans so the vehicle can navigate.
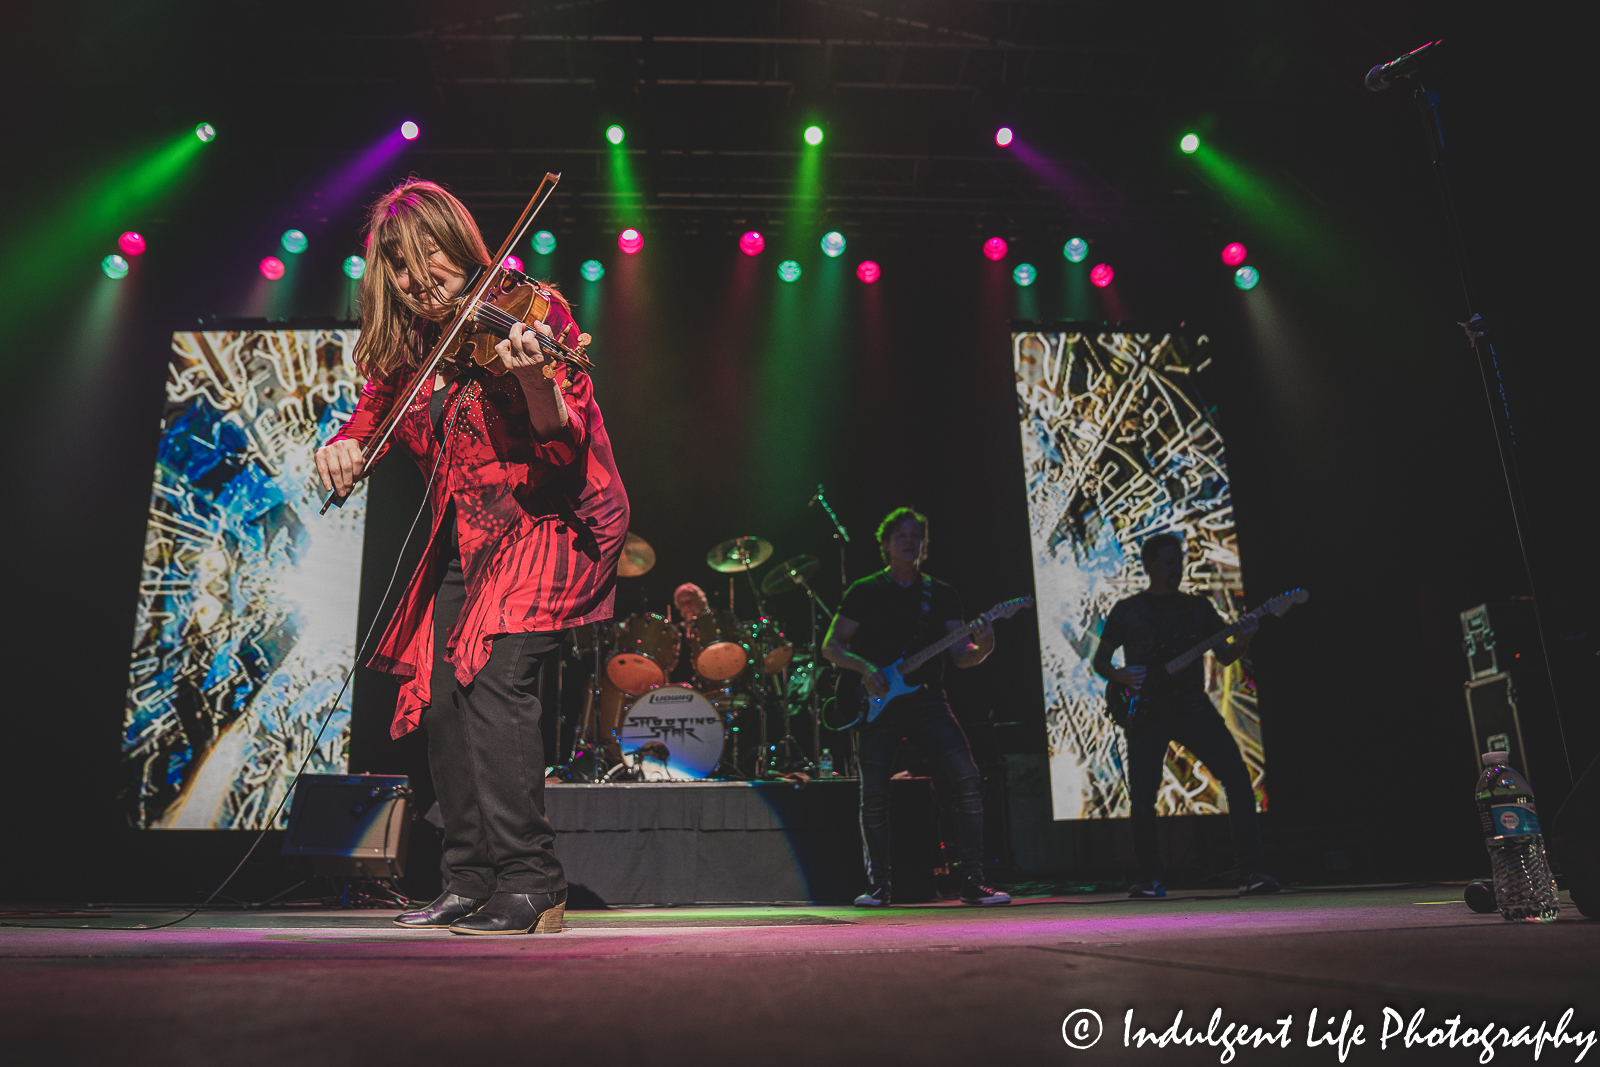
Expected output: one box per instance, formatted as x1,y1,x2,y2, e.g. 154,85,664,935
426,558,566,898
1125,690,1263,881
858,690,984,888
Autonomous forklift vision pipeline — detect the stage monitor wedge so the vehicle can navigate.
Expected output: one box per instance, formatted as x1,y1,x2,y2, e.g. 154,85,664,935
283,774,411,879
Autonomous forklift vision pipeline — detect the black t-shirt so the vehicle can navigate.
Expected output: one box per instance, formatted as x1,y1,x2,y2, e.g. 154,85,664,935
1099,591,1228,695
837,570,964,687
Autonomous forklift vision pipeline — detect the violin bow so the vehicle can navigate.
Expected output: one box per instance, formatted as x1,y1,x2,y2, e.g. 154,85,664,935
320,172,563,514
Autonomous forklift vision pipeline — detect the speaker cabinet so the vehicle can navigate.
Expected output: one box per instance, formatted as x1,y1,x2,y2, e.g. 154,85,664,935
282,774,410,879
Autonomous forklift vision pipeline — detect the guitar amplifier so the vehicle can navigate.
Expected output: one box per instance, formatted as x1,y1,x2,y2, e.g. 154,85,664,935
1464,673,1531,782
282,774,411,879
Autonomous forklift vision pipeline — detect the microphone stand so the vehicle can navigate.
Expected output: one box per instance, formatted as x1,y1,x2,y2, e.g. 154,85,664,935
1394,70,1574,790
813,485,852,586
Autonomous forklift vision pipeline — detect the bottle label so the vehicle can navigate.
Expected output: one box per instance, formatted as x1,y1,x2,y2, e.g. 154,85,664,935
1489,803,1540,837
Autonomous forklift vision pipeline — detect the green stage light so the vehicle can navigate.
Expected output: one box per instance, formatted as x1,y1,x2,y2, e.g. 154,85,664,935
606,125,625,145
532,230,557,255
1180,133,1200,154
778,260,802,282
821,231,846,257
804,125,824,146
343,255,366,280
1063,238,1088,263
195,123,216,143
580,259,605,281
281,230,308,254
101,254,129,279
1013,263,1037,287
1234,265,1260,290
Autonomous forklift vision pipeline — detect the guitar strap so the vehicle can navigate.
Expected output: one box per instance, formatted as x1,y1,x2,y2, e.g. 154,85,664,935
918,573,933,627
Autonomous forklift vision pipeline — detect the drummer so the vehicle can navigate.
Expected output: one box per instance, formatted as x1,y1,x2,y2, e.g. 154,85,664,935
670,583,711,684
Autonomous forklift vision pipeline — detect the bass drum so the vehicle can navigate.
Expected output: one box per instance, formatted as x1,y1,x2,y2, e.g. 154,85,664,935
689,610,748,682
617,685,726,780
606,613,680,696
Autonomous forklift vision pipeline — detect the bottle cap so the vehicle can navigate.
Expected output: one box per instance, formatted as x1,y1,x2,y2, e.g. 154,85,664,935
1482,751,1510,767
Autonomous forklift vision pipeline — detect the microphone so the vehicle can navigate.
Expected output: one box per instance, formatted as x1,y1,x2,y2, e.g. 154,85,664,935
1365,39,1444,92
809,484,824,508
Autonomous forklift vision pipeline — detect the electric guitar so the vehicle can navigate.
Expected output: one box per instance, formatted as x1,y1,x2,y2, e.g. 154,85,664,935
837,596,1034,727
1104,588,1309,728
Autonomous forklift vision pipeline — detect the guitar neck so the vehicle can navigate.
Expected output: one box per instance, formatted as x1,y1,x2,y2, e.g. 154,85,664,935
902,616,989,675
1163,607,1265,675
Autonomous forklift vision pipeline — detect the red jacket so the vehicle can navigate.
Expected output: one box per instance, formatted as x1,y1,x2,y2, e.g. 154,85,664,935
332,297,628,738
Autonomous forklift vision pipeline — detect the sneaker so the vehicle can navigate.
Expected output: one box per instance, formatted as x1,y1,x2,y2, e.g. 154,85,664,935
853,885,891,907
1128,879,1167,898
1239,871,1281,897
958,875,1012,906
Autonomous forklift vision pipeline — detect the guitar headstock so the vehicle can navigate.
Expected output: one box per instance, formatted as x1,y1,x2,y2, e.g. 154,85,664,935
985,595,1035,622
1260,588,1309,617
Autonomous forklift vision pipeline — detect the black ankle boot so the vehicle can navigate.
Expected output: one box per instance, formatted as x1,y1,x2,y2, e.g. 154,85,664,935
448,890,567,935
394,890,488,929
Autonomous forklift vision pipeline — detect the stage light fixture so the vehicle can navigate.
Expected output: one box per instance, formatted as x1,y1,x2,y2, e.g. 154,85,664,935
778,260,802,282
532,230,557,255
1063,238,1089,263
343,255,366,280
606,125,625,145
101,254,129,280
1090,263,1114,288
118,232,146,257
982,237,1008,262
1180,133,1200,154
281,230,308,254
401,121,420,141
856,260,880,284
617,228,643,254
1221,242,1248,266
581,259,605,281
995,127,1014,147
195,123,216,143
502,255,524,272
260,257,285,281
740,231,765,256
1234,265,1260,290
804,125,824,146
821,231,846,257
1013,263,1037,287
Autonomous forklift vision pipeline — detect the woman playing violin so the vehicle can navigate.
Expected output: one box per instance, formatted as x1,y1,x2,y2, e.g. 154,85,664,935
316,180,628,935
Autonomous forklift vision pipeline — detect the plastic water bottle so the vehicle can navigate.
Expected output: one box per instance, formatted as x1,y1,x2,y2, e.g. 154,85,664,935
1476,751,1560,923
819,749,834,778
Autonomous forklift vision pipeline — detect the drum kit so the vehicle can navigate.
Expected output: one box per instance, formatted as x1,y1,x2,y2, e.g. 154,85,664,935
556,530,837,783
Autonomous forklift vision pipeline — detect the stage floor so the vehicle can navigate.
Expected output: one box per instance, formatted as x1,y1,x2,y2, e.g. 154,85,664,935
3,886,1597,1065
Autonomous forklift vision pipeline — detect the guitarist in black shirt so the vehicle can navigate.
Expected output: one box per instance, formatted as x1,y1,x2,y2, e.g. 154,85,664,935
1092,533,1279,898
824,507,1012,907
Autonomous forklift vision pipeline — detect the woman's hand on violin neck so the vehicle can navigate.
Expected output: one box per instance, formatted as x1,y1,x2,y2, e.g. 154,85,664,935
497,320,558,389
315,439,367,496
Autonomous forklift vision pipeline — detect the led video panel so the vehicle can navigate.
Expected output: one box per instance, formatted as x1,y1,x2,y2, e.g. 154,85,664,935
123,329,367,829
1015,330,1266,820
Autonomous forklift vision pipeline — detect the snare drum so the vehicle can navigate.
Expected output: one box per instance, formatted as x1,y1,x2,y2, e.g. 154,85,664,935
740,616,794,674
689,610,749,682
606,613,680,696
617,685,726,780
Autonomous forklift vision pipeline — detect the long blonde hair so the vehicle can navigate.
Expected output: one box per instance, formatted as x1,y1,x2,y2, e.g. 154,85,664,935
353,180,492,378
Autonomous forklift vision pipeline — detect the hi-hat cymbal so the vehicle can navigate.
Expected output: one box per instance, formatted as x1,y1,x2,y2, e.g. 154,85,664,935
760,554,820,596
618,531,656,577
706,535,774,573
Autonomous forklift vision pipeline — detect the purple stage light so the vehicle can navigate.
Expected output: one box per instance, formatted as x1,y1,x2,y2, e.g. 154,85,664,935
118,232,146,257
401,121,420,141
260,257,285,281
982,237,1008,261
1221,242,1248,266
618,228,643,255
995,127,1014,147
740,231,765,256
857,260,881,283
502,255,524,272
1090,263,1114,288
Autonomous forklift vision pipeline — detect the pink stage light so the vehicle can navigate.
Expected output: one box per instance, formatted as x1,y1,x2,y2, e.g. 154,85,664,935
856,260,881,283
982,237,1008,261
739,231,765,256
400,121,420,141
1221,242,1248,266
259,257,286,281
118,232,146,257
501,255,524,272
618,228,643,255
1090,263,1114,288
995,127,1014,147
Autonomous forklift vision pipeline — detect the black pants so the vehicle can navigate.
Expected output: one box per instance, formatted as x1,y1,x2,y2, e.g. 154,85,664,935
858,691,984,889
1124,690,1263,881
427,558,566,898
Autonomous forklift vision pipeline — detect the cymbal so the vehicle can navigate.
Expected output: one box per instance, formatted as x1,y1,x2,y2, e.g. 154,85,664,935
706,535,774,573
618,531,656,577
760,554,820,596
